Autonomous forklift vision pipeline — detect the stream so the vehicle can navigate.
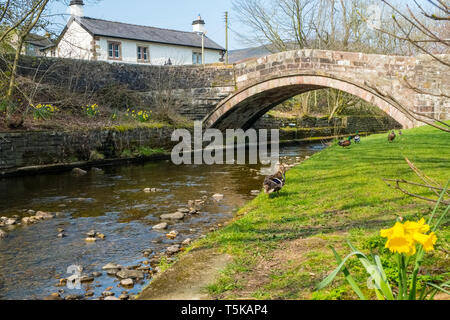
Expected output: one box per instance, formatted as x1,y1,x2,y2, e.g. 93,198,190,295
0,143,325,300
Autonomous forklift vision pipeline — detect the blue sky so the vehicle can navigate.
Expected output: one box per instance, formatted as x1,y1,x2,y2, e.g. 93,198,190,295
48,0,246,50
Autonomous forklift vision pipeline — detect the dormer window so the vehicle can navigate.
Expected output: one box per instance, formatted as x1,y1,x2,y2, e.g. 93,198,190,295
108,41,121,60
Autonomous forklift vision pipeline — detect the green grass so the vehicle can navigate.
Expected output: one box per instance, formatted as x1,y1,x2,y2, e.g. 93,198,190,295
196,123,450,300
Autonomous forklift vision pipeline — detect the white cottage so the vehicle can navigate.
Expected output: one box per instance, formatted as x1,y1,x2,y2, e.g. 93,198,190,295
47,0,225,65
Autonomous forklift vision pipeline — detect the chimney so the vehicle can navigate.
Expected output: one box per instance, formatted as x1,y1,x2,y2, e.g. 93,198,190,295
70,0,84,17
192,14,206,34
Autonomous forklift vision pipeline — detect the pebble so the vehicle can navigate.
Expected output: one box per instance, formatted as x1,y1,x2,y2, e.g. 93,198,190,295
119,294,129,300
166,230,179,240
160,212,184,220
87,230,96,237
116,269,145,280
166,244,180,255
102,291,114,297
177,208,190,214
5,218,17,225
102,263,123,270
85,291,94,297
182,238,192,246
36,211,54,220
120,278,134,287
212,193,224,201
152,222,168,230
92,272,102,277
44,293,63,300
65,294,83,300
57,233,65,238
85,237,97,242
72,168,87,176
104,296,120,300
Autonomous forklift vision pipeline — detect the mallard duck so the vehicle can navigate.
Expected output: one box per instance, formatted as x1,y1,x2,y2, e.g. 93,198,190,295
388,130,396,142
338,137,352,148
263,164,286,194
398,130,402,136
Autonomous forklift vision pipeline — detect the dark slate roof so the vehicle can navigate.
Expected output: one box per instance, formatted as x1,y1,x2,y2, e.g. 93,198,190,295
25,33,54,48
75,17,225,51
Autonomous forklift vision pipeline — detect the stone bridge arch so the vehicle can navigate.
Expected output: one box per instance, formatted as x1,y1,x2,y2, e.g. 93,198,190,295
204,50,449,130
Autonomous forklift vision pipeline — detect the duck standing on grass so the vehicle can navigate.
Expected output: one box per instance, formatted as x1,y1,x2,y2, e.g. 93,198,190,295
263,164,286,194
388,130,396,142
338,137,352,148
354,131,361,143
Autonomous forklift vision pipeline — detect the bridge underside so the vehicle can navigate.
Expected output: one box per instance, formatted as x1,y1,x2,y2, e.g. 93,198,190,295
204,75,416,130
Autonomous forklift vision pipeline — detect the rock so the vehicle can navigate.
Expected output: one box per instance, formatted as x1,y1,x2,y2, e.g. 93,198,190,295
102,263,123,270
72,168,87,176
177,208,190,214
120,278,134,287
102,291,114,297
107,269,119,276
166,230,179,240
27,209,36,215
143,188,151,193
0,229,7,239
57,233,65,238
104,296,120,300
36,211,54,220
92,272,102,277
189,208,198,215
119,294,129,300
212,193,224,201
160,212,184,220
137,266,151,271
22,217,34,225
91,167,104,174
116,269,144,280
87,230,96,237
4,218,17,225
57,228,65,233
182,238,192,246
80,275,94,283
152,222,168,230
65,294,83,300
85,291,94,297
97,233,105,239
250,190,261,195
166,244,180,255
44,293,63,300
85,237,97,242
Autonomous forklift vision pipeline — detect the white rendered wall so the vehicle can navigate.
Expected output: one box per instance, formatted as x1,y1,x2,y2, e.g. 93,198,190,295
96,36,222,65
55,20,92,59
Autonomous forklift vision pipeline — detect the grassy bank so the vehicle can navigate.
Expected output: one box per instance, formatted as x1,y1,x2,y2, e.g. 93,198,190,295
191,124,449,300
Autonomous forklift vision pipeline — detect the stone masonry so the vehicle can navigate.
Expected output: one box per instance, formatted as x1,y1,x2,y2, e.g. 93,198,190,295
204,50,449,130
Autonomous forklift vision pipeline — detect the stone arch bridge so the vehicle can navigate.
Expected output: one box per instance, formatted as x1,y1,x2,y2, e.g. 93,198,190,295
204,49,449,130
15,49,449,130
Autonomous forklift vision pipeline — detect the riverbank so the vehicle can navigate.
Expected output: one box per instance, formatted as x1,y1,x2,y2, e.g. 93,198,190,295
138,123,450,300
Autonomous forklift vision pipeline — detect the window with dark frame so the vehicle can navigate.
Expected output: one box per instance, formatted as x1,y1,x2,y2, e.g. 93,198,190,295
137,46,149,62
108,42,121,60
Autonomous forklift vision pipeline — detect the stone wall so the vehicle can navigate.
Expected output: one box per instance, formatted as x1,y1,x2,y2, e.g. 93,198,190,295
0,126,176,171
253,114,402,140
4,55,236,121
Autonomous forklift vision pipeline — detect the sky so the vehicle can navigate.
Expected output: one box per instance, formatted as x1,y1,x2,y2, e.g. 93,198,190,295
47,0,246,50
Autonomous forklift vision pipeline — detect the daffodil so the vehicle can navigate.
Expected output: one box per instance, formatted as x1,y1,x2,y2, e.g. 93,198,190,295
413,231,437,252
404,218,430,234
381,222,415,254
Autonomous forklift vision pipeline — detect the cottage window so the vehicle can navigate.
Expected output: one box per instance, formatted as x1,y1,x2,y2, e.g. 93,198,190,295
137,46,149,62
192,52,202,65
108,42,121,60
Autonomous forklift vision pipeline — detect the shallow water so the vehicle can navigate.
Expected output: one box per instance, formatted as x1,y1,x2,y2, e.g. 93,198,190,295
0,143,325,300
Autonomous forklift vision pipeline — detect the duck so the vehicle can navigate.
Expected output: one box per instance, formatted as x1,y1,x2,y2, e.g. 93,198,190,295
388,130,396,142
338,137,352,148
398,130,402,136
354,131,361,143
263,164,286,194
